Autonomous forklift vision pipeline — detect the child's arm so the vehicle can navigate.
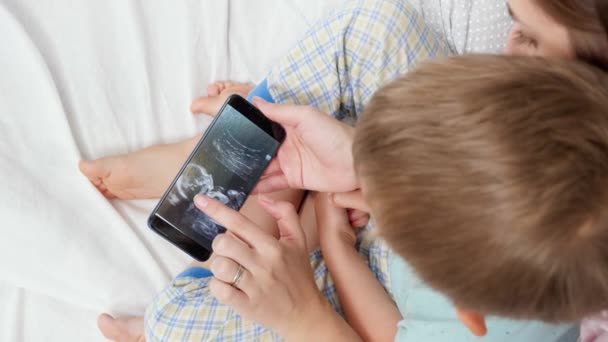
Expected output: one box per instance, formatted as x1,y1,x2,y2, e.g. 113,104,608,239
316,194,402,342
325,241,402,342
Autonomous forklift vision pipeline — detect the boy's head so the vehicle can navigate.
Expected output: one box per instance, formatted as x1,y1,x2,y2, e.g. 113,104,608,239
354,55,608,323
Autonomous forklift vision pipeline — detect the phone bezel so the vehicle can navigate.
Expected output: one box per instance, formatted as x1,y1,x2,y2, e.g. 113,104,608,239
147,94,285,261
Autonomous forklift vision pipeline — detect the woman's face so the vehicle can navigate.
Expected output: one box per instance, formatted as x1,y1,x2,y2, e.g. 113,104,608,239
505,0,575,58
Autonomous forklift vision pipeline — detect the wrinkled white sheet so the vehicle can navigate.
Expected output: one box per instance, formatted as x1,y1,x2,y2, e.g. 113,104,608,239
0,1,343,340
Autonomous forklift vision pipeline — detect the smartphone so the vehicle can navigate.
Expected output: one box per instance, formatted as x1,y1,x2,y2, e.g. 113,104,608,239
148,95,286,261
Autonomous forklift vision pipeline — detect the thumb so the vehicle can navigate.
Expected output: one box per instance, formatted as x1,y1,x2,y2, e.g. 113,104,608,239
257,195,306,249
252,97,307,128
331,190,370,212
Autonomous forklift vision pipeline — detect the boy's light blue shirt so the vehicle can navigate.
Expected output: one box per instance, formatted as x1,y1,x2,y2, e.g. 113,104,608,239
247,79,273,103
390,255,577,342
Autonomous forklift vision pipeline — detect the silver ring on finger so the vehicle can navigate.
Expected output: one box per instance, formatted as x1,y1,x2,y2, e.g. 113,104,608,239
231,265,245,289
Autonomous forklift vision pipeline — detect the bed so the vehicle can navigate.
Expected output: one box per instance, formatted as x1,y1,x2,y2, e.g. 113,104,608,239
0,1,344,340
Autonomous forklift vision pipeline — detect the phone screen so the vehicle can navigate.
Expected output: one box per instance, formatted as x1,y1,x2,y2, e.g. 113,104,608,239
153,102,280,250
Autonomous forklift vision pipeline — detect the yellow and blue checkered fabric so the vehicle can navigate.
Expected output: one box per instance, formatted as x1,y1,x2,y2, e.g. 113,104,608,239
266,0,450,122
144,0,448,340
144,230,391,342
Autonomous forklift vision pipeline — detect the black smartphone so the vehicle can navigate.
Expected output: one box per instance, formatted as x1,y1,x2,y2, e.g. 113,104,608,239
148,95,286,261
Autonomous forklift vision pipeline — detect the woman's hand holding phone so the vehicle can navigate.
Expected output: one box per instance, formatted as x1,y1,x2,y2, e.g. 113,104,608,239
252,98,359,194
252,99,371,227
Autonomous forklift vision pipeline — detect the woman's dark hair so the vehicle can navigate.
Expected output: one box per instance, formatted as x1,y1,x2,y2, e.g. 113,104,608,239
537,0,608,70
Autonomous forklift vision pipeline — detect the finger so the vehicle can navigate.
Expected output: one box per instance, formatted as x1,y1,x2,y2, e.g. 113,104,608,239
210,256,254,291
262,159,281,176
195,195,273,249
252,174,290,194
331,190,370,212
209,278,252,316
190,95,224,115
315,193,351,227
258,196,306,249
211,234,259,272
252,97,309,127
348,209,369,223
350,215,370,229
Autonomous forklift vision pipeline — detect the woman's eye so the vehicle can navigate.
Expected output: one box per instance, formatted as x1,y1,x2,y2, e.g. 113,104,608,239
514,30,538,49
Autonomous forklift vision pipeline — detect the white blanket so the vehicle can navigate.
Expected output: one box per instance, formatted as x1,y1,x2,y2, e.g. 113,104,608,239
0,1,343,340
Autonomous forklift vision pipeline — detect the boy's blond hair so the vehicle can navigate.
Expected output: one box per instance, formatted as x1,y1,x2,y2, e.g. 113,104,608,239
354,55,608,322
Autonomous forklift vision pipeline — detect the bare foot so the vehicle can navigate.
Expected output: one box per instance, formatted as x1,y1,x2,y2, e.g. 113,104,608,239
79,137,198,199
191,81,254,116
79,81,254,200
97,314,145,342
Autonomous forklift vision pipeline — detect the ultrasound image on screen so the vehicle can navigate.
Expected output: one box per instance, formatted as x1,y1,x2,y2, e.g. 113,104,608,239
155,105,279,247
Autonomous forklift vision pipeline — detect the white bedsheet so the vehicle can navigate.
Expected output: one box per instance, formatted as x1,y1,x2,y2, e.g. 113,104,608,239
0,1,343,340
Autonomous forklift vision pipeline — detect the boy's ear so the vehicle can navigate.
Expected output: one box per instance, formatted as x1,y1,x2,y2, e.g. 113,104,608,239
456,308,487,337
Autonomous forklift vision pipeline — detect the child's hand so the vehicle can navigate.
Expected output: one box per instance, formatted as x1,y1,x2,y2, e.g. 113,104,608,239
331,190,371,228
348,208,370,228
315,193,360,250
331,189,370,212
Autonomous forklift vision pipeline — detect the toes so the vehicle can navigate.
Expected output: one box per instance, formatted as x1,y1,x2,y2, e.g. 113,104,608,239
191,96,224,116
96,182,116,199
79,159,108,185
221,81,235,90
195,81,255,115
206,81,236,96
207,83,221,96
78,160,95,177
206,81,252,97
79,160,105,187
220,83,255,98
79,160,109,179
79,159,118,199
216,81,236,93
